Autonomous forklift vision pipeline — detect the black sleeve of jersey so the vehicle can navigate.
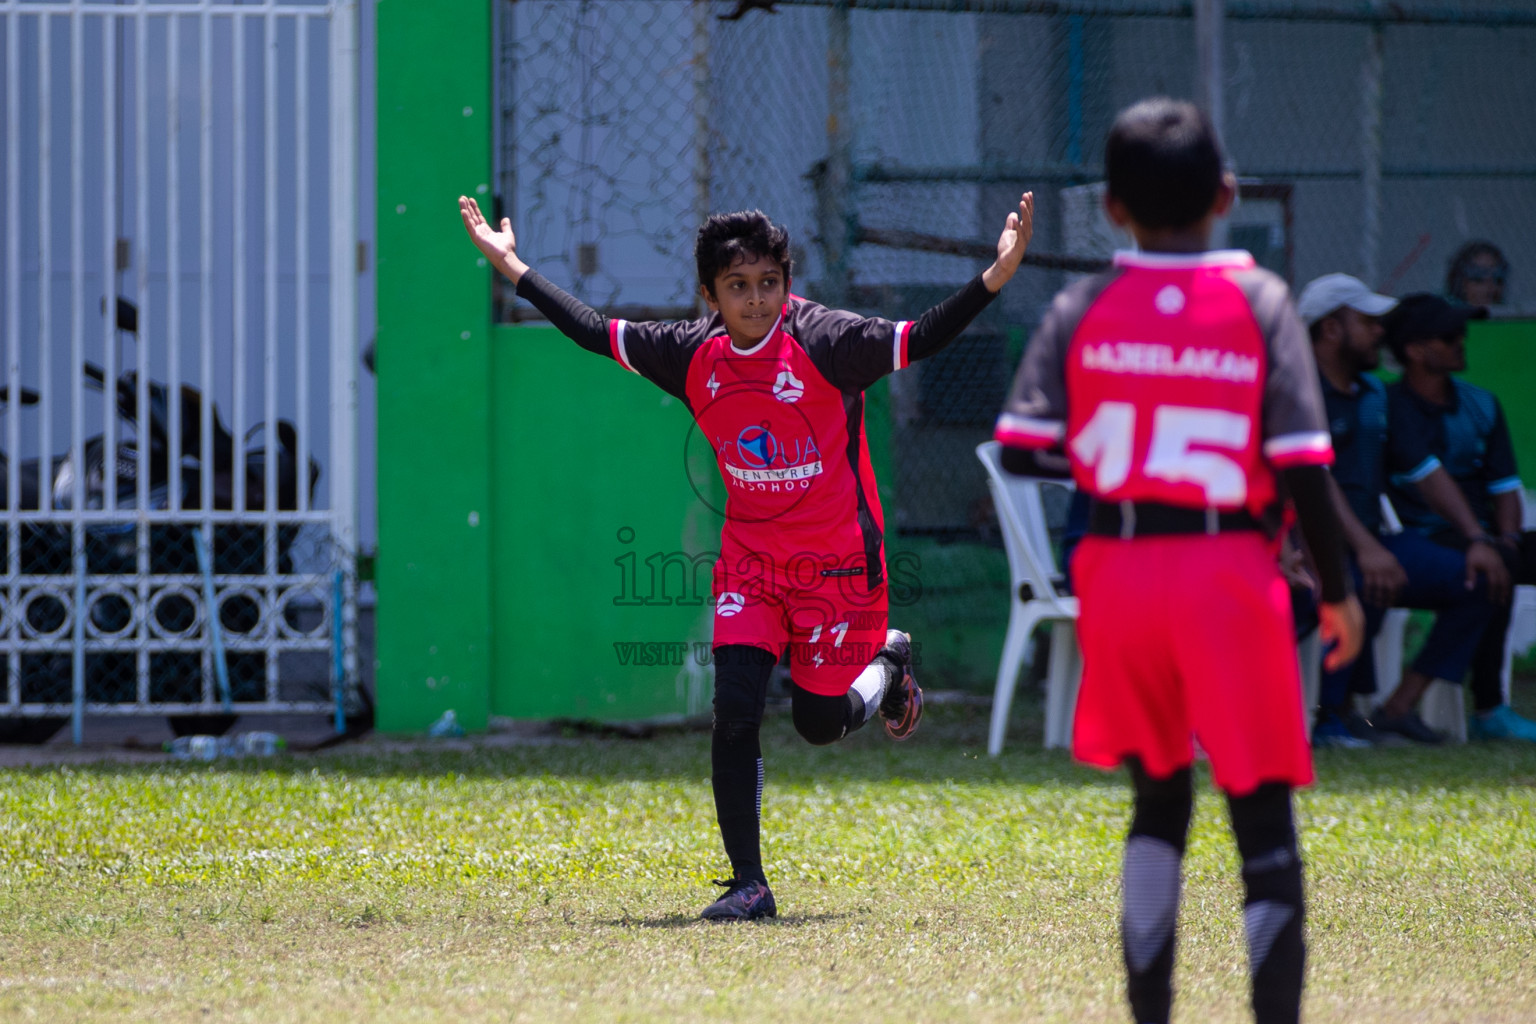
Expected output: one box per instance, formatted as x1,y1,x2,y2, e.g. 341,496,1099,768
905,275,998,362
801,274,998,394
1283,464,1352,603
514,270,610,357
1000,445,1072,479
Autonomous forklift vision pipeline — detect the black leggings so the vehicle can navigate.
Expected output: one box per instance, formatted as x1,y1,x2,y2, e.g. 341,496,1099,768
1123,761,1306,1024
710,644,884,883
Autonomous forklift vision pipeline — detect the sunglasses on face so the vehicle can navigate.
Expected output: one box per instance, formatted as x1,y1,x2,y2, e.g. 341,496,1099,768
1462,264,1506,283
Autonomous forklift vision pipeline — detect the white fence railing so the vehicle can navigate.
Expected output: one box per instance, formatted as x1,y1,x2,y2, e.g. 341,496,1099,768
0,0,358,736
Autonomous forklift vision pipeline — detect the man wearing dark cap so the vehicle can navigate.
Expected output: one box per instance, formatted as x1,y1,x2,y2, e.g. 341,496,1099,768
1296,276,1495,748
1377,293,1536,742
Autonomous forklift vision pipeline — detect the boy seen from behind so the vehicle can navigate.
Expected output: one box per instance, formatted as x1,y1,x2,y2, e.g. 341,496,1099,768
994,98,1362,1024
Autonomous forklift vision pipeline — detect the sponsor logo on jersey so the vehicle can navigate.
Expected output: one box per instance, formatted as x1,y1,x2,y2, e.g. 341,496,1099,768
706,371,721,397
1081,340,1259,383
716,591,746,617
772,369,805,402
718,425,825,487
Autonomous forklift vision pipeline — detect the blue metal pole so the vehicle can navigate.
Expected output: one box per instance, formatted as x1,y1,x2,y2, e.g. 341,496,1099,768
193,526,232,712
1066,14,1084,167
72,540,85,745
332,569,346,734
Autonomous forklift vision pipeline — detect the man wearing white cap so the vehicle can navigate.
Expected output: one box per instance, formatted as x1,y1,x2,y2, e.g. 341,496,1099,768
1298,275,1495,747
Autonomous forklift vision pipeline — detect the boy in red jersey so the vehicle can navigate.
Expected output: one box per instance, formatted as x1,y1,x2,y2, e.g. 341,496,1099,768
995,99,1362,1024
461,191,1034,921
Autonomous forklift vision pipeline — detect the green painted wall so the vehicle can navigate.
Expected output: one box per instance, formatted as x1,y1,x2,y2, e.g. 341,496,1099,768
374,2,732,730
375,0,494,732
1464,319,1536,475
489,325,723,720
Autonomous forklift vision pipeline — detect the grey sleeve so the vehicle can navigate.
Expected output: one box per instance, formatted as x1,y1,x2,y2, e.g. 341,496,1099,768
993,274,1111,450
1239,269,1334,468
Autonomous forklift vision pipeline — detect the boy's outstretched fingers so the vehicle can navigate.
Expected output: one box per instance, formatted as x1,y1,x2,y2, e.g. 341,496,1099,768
458,195,529,283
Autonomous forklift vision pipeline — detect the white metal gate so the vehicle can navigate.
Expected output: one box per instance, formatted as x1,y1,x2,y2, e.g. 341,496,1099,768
0,0,358,737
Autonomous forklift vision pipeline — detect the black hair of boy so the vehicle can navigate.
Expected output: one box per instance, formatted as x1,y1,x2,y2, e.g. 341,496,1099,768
1104,97,1224,230
695,210,793,297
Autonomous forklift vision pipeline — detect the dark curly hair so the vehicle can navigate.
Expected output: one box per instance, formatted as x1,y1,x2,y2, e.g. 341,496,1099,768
1105,97,1225,231
694,210,792,297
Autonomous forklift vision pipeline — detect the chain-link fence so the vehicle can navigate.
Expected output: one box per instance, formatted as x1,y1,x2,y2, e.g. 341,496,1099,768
495,0,1536,686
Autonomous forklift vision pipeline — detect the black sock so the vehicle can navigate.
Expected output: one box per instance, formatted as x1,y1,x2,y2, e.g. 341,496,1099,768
1123,761,1193,1024
710,645,776,884
1228,783,1306,1024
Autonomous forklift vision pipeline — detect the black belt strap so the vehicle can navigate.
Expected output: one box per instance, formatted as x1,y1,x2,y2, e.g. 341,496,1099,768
1088,500,1262,539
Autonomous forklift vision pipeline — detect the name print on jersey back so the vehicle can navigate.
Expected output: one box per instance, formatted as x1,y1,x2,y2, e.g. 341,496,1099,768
997,249,1333,520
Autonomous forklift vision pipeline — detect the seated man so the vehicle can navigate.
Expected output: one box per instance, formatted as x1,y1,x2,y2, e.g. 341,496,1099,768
1298,275,1494,746
1377,293,1536,742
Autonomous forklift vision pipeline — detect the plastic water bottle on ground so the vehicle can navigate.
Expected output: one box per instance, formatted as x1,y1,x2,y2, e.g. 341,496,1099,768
221,732,287,757
165,735,220,760
426,709,465,738
164,732,286,759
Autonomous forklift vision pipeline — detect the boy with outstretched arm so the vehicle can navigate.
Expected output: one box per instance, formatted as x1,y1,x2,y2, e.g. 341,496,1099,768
461,191,1034,920
994,99,1362,1023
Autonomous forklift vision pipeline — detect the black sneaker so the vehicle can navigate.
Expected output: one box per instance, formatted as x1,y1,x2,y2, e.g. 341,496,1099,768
878,629,923,741
699,878,777,922
1370,708,1444,745
1312,710,1371,749
1341,709,1407,746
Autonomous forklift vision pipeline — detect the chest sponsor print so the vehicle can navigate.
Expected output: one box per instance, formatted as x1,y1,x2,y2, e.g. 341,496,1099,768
719,424,824,488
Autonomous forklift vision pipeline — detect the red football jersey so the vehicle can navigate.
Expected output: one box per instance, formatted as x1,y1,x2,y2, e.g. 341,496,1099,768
995,250,1332,516
610,297,915,587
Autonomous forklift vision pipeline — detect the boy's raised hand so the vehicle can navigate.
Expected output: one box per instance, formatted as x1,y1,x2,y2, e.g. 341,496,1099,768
459,195,529,284
982,191,1035,293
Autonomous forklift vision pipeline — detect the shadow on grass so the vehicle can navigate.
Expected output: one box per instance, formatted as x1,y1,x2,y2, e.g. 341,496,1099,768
602,911,854,930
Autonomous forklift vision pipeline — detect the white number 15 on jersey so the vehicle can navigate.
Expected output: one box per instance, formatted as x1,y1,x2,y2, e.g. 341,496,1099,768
1070,401,1251,505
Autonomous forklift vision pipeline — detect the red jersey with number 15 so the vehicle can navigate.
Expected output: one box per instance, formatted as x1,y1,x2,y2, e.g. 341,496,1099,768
994,250,1332,516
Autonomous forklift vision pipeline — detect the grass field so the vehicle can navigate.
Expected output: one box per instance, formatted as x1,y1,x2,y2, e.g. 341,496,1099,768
2,689,1534,1023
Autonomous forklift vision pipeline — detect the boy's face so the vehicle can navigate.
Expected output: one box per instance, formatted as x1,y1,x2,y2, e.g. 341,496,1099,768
1459,253,1505,306
1407,332,1467,375
702,253,788,348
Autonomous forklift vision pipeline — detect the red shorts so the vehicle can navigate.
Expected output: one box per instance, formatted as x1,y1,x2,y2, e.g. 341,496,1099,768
712,554,888,696
1069,532,1313,795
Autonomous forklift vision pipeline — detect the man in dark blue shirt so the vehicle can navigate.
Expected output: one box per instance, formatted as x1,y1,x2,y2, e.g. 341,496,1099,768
1380,294,1536,742
1298,276,1494,746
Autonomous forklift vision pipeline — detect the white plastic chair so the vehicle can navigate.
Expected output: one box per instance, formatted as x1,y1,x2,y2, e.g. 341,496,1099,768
1297,631,1322,736
976,441,1081,754
1503,489,1536,704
